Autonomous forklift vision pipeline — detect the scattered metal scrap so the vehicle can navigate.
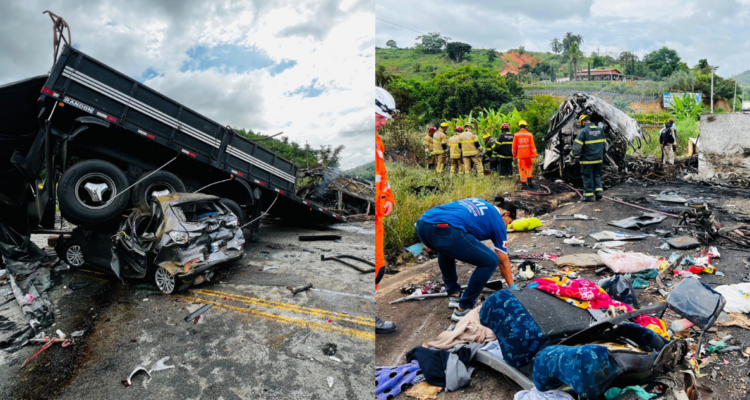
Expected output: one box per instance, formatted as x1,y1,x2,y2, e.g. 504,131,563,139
321,254,375,273
297,167,374,216
299,235,342,242
184,304,213,323
602,155,698,186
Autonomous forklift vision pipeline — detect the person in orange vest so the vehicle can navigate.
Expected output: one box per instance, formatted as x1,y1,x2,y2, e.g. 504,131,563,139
512,120,538,189
375,87,397,334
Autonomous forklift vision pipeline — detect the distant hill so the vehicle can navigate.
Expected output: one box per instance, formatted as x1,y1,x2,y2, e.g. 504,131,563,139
346,161,375,182
732,70,750,87
376,48,553,80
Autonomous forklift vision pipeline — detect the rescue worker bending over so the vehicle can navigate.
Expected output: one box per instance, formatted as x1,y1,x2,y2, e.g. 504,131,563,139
423,126,436,169
448,127,465,175
416,197,517,321
432,123,449,174
496,123,515,178
459,123,482,176
512,120,537,188
571,115,606,202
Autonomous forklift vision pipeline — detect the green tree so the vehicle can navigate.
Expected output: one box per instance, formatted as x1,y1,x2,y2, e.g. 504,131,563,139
317,145,345,168
567,43,584,81
386,39,397,49
550,37,562,54
590,52,604,68
643,47,681,77
446,42,472,62
414,32,450,53
518,46,526,55
487,48,497,62
562,32,583,52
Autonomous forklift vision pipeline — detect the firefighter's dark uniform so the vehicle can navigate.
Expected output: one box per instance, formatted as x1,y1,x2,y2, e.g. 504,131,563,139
571,123,606,200
495,131,515,178
484,137,500,173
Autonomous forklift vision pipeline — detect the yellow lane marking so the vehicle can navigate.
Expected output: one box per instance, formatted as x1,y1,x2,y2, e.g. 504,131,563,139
178,295,375,342
191,288,374,327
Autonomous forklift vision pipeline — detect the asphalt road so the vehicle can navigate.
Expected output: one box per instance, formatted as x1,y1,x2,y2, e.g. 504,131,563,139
0,219,375,400
377,182,750,399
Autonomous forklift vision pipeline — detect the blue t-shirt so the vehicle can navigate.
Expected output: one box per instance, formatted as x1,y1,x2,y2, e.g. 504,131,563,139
420,198,508,253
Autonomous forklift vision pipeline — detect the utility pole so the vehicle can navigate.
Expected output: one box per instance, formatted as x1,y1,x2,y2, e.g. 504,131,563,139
710,70,714,114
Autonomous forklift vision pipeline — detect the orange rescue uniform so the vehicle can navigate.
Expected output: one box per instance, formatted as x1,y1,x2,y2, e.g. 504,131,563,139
512,128,537,183
375,133,395,294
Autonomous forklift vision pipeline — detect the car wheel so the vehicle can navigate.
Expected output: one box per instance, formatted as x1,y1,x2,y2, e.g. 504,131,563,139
62,240,86,268
58,160,130,225
219,198,248,225
132,171,186,211
153,266,176,294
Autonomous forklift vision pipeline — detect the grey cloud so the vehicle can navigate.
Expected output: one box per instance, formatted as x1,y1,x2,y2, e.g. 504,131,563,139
277,0,373,40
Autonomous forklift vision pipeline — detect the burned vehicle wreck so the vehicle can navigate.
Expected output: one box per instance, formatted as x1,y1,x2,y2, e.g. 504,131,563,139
57,193,244,294
542,94,648,183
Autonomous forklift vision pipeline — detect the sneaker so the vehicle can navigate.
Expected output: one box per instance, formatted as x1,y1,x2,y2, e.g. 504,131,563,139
376,316,396,334
448,292,462,308
451,307,471,322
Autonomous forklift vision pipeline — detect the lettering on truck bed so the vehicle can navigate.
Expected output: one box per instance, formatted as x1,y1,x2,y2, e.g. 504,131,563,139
63,96,94,114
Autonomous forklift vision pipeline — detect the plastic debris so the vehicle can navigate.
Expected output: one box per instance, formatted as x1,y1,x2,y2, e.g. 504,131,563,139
563,238,585,246
598,251,660,273
670,319,694,332
329,356,341,362
589,230,648,242
327,377,334,388
151,356,175,372
404,243,424,258
71,330,85,338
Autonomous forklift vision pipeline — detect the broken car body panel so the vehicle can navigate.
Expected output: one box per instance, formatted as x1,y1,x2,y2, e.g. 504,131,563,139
111,193,244,283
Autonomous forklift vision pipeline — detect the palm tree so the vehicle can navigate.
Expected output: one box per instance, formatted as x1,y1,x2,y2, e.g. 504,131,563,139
568,43,584,82
549,38,562,54
562,32,583,52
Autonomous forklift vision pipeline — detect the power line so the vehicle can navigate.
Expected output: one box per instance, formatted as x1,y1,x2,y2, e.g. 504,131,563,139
376,18,424,34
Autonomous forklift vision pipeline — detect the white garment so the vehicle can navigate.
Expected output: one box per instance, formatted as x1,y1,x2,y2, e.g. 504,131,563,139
715,283,750,313
514,388,575,400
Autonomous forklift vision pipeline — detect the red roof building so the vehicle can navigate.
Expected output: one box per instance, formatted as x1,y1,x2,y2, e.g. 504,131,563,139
574,68,623,81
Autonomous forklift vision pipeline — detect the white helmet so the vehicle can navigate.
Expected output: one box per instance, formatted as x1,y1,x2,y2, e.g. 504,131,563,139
375,87,397,119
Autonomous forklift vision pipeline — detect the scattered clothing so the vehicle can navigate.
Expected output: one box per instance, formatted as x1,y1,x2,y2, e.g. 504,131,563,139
509,218,543,232
375,361,422,400
479,340,503,359
598,251,660,274
514,388,574,400
604,386,657,400
406,343,482,391
423,306,496,350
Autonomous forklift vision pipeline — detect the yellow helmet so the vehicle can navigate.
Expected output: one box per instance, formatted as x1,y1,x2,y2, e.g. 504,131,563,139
482,134,490,140
440,122,449,128
518,120,528,127
579,115,589,125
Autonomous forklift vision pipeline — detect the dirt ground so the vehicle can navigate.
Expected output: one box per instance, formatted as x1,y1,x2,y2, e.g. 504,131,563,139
377,181,750,399
0,219,375,400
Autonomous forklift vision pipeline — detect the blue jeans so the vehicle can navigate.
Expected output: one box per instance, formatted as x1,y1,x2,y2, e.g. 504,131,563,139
416,219,499,310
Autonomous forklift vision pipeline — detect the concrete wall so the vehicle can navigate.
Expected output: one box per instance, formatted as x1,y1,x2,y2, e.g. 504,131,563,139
697,113,750,181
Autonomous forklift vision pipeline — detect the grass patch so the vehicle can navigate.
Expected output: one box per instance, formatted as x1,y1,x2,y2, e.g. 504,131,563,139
383,162,516,257
629,118,699,158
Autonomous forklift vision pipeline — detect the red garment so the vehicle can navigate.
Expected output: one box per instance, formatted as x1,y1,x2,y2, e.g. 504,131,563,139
375,133,394,294
517,157,533,182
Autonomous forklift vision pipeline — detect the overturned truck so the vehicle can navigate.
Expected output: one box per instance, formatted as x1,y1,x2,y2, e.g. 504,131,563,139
542,94,648,183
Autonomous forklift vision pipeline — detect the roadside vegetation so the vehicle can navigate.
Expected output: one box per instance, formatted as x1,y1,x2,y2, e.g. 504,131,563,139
382,162,516,257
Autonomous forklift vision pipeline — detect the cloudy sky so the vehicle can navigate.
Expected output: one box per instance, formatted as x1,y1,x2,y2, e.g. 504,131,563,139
376,0,750,76
0,0,374,169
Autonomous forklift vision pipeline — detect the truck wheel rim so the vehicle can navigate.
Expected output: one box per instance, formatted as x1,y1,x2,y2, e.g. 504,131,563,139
75,173,117,210
154,267,175,294
66,245,84,266
144,182,176,202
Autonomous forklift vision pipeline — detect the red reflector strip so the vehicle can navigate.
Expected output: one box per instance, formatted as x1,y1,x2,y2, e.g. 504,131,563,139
41,88,59,97
137,130,155,139
231,170,244,177
258,181,265,186
181,149,196,157
106,115,117,123
304,201,310,205
437,224,449,227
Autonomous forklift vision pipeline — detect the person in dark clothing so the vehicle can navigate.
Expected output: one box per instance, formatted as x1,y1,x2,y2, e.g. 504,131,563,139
659,120,677,165
571,115,606,202
483,134,500,173
495,123,514,178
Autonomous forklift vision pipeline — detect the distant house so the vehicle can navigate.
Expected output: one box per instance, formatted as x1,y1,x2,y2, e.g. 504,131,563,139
555,76,570,83
574,68,624,81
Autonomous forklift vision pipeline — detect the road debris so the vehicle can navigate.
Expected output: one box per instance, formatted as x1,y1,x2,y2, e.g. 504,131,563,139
321,254,375,273
321,343,337,356
22,335,73,368
589,230,648,242
298,235,342,242
297,167,374,216
184,304,214,323
287,283,313,295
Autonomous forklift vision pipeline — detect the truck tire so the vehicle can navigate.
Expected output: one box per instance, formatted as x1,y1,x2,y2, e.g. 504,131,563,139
58,160,130,226
132,171,186,211
219,198,249,226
